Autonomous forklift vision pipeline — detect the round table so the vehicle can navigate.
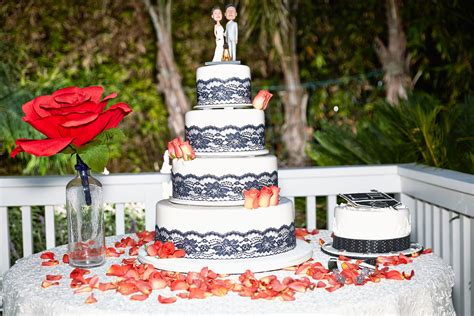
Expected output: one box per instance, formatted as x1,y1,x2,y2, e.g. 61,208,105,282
3,231,455,315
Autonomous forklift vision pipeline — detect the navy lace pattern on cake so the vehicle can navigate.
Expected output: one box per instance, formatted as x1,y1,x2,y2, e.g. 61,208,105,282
185,124,265,153
172,171,278,202
155,223,296,259
196,77,251,105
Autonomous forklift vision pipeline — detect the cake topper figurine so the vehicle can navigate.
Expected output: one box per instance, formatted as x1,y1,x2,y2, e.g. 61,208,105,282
224,4,238,61
211,6,224,62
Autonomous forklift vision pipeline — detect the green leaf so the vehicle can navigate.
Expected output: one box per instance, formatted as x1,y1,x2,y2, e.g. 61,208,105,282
93,128,125,145
77,144,109,173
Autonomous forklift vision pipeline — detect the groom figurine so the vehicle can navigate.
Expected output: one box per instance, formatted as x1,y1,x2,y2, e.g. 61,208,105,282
224,4,238,61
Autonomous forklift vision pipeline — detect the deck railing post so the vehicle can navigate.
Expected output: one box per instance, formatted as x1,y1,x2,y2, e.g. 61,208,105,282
0,207,10,277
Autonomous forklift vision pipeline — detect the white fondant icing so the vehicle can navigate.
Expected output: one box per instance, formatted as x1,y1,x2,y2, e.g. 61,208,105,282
196,64,251,106
156,198,293,233
186,108,264,128
185,109,266,155
196,64,251,81
172,155,277,179
333,204,411,240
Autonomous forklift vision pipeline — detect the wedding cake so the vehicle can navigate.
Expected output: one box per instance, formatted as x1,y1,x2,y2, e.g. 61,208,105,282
332,201,411,254
155,63,297,260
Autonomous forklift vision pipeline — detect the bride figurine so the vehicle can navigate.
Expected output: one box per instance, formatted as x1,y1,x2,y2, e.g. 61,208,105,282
211,6,224,62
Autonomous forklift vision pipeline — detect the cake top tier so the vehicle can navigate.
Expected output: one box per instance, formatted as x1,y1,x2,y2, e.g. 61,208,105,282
196,63,251,108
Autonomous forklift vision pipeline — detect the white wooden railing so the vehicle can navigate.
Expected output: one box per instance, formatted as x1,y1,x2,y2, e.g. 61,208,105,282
0,164,472,314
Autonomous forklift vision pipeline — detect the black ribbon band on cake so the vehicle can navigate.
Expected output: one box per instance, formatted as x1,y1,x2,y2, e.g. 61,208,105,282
332,235,411,253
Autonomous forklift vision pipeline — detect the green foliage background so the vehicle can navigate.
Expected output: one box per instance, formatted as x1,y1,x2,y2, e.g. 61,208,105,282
1,0,473,175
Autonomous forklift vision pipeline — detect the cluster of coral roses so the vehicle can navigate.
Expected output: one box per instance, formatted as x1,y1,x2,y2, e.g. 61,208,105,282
243,186,280,209
168,137,196,161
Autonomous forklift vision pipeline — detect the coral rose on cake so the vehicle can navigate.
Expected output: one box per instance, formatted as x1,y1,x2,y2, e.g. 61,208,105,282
257,186,273,208
252,90,273,110
180,141,196,160
168,138,183,159
243,188,260,209
167,138,195,161
11,86,132,158
269,185,280,206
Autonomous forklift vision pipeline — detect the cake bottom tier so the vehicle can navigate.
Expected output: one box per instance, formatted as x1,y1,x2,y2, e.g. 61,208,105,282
155,198,296,260
332,235,411,253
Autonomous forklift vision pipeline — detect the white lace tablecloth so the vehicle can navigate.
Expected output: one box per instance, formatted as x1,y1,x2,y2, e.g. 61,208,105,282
2,231,455,315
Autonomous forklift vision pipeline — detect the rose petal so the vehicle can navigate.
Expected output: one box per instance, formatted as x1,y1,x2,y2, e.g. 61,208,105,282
177,292,189,299
158,295,177,304
130,294,149,301
188,288,207,299
11,138,74,158
85,293,97,304
149,274,167,290
98,282,117,291
40,251,56,260
146,244,159,257
74,285,93,294
41,280,59,288
135,280,152,295
117,281,139,295
384,270,404,280
170,249,186,258
46,274,62,281
402,270,415,280
106,264,127,277
62,254,70,264
69,102,132,147
87,275,99,288
325,284,343,292
170,280,189,291
136,231,155,243
287,281,307,293
41,259,60,266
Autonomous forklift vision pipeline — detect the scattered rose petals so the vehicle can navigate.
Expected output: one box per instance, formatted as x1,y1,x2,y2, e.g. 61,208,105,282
62,254,69,264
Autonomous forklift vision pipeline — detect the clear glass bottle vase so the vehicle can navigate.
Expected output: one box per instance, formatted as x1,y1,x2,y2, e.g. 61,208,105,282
66,155,105,268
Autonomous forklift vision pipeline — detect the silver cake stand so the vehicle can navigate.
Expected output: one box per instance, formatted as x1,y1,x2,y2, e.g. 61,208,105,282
321,241,424,260
138,239,313,274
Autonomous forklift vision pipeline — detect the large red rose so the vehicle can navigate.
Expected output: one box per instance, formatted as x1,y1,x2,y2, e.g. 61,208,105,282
11,86,132,157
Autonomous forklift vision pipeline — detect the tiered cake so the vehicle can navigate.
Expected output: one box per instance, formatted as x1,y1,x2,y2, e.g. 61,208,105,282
155,63,297,260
